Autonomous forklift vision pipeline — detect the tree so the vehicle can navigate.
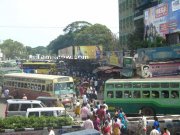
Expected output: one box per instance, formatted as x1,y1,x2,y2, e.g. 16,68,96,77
47,21,117,54
0,39,27,59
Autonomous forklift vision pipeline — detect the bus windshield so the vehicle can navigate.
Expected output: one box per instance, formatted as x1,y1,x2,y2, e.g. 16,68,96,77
54,82,74,95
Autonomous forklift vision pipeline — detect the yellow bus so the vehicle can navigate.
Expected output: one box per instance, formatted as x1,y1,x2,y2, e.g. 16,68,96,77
22,62,57,74
3,73,75,102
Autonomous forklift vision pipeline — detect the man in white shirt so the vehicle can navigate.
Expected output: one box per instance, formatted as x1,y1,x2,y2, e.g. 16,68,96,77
48,127,55,135
139,113,147,135
150,126,160,135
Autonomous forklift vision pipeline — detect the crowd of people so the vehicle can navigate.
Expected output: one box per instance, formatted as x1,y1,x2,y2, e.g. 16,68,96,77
73,95,128,135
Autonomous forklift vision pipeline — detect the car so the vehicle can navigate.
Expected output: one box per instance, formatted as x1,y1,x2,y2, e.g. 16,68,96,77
5,99,46,117
36,96,71,108
26,107,74,120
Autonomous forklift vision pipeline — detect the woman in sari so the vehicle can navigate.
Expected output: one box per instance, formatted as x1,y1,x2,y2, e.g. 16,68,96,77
113,118,121,135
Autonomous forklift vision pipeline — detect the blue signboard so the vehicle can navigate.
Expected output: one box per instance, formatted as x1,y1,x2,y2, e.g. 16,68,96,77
137,45,180,64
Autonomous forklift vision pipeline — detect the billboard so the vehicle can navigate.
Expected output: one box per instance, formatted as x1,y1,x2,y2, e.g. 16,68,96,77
74,45,103,60
141,62,180,78
105,51,124,67
137,45,180,64
144,0,180,41
58,46,73,59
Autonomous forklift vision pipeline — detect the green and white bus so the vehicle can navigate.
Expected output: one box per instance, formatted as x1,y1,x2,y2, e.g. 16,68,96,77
104,78,180,115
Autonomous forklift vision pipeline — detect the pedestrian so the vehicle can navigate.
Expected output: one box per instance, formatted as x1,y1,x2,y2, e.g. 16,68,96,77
22,94,27,100
163,127,170,135
153,116,161,133
113,118,121,135
55,98,64,108
4,88,9,99
81,103,90,121
48,127,55,135
138,112,147,135
96,105,106,125
101,120,112,135
150,126,160,135
74,100,81,117
83,115,94,129
93,114,101,131
71,94,77,109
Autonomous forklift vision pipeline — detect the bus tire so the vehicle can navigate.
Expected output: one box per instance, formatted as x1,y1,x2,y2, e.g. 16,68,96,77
141,107,155,116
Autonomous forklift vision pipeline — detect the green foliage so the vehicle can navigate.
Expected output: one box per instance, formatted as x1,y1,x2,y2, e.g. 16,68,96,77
47,21,117,54
0,116,72,130
0,39,27,59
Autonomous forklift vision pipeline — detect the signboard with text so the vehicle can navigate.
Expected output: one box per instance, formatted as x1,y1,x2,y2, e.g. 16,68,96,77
144,0,180,41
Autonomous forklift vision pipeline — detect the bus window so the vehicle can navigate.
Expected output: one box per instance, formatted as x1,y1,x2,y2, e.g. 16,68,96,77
21,83,24,88
124,83,132,88
116,91,122,98
24,83,27,88
107,91,114,98
133,83,141,88
171,91,179,98
143,91,150,98
115,84,123,88
142,83,150,88
18,82,21,87
27,83,30,88
161,90,169,98
161,83,169,88
152,91,159,98
170,83,179,88
124,91,131,98
133,91,140,98
34,84,38,90
38,85,41,91
31,84,34,90
151,83,160,88
106,84,114,89
42,85,45,91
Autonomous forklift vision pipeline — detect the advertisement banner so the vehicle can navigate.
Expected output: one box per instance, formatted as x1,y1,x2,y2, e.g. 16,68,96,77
141,62,180,78
144,0,180,41
105,51,124,67
74,45,103,60
58,46,73,59
137,45,180,64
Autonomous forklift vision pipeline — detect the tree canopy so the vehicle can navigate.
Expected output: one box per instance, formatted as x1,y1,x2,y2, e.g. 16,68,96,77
47,21,119,54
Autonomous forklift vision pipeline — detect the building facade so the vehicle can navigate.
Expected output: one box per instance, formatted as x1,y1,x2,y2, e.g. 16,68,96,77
118,0,160,49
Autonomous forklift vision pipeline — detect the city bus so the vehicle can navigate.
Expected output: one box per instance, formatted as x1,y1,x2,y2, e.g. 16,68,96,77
104,78,180,115
3,73,75,102
22,62,57,74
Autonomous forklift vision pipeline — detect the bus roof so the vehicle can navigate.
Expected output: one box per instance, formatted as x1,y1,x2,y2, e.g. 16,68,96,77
4,73,71,80
106,77,180,83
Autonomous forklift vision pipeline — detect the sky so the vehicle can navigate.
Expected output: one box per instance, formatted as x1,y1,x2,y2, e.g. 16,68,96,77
0,0,119,48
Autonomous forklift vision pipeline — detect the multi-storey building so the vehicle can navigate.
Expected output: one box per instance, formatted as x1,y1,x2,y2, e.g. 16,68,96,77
118,0,161,49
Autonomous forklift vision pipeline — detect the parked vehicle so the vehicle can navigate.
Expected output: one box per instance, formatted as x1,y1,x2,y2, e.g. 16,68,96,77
26,107,73,120
5,99,45,117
